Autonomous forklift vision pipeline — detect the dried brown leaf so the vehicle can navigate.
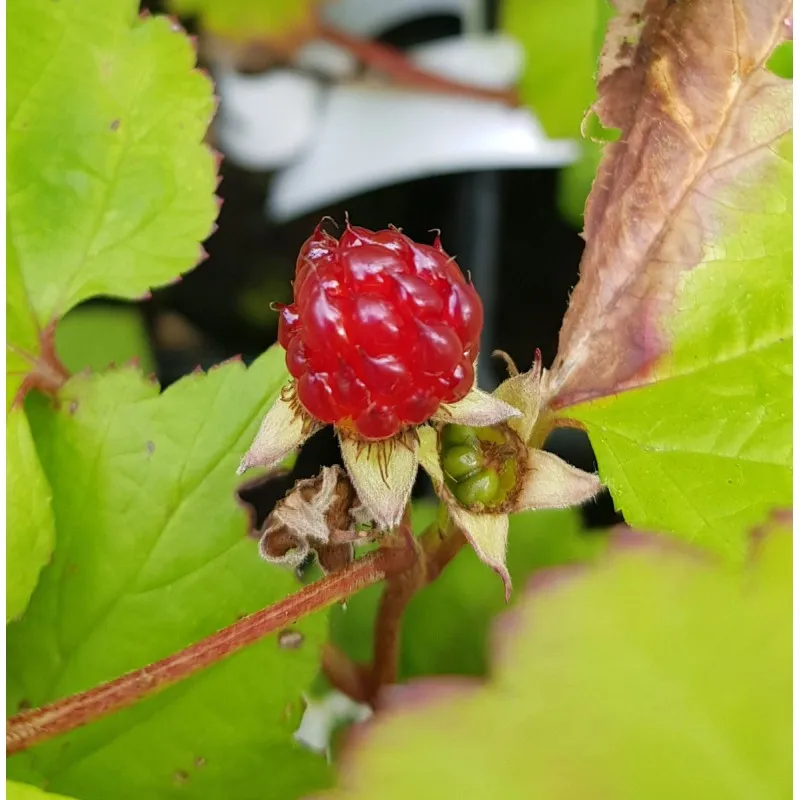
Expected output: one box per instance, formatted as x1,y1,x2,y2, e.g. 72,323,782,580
548,0,792,409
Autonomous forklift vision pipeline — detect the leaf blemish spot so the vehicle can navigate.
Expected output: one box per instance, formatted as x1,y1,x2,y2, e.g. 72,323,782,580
146,440,155,455
110,119,120,131
172,770,190,786
278,629,304,650
69,400,78,415
194,756,207,769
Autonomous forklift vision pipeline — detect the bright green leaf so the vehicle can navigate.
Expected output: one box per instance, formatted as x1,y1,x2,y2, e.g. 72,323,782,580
561,131,792,560
767,41,793,78
556,0,618,226
55,304,156,376
7,248,57,621
8,0,216,334
548,2,792,557
324,528,791,799
7,347,331,799
330,505,603,678
167,0,316,42
7,247,41,408
502,0,599,138
7,781,78,800
7,409,55,623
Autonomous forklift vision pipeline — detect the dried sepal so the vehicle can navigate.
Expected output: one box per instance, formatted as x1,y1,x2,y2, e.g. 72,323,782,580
515,449,602,511
432,385,522,428
238,381,320,474
259,466,360,573
339,432,419,530
492,350,547,445
419,424,602,599
450,505,512,601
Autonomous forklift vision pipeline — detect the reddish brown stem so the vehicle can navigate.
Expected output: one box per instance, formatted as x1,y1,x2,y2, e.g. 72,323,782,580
7,547,412,757
364,519,466,706
367,526,425,700
318,23,519,106
321,643,371,705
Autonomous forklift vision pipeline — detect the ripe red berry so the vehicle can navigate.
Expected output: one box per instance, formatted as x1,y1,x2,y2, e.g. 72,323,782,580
278,221,483,440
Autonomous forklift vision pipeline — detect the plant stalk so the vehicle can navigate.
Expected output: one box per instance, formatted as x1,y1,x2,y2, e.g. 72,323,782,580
6,546,412,757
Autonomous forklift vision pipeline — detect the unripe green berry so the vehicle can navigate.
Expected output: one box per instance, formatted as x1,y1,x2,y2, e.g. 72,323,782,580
453,468,500,507
442,445,484,481
473,425,507,445
441,423,478,448
439,421,526,511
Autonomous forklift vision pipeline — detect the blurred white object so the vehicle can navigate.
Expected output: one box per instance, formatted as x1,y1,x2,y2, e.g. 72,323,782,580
410,33,524,89
293,38,359,79
268,83,578,221
295,691,372,754
215,69,323,170
211,0,579,220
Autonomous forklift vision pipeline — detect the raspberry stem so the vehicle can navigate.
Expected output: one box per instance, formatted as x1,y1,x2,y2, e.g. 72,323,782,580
6,545,414,756
7,506,468,754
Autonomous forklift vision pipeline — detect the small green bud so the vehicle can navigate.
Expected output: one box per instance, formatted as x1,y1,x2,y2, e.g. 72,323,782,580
497,459,517,499
454,469,501,507
473,425,507,445
439,421,527,511
441,423,478,448
442,444,484,481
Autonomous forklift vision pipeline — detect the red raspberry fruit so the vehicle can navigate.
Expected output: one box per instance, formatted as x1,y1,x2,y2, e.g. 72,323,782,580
277,221,483,441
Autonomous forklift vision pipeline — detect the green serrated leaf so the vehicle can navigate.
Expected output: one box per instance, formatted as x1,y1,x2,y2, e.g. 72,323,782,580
331,505,603,678
7,0,216,333
7,781,78,800
7,247,56,621
7,347,331,800
168,0,315,42
323,528,791,799
7,247,40,409
501,0,599,138
564,132,792,559
55,304,156,375
7,409,55,623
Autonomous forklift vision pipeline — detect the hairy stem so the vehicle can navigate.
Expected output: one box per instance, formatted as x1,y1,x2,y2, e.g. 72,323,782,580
317,23,519,106
363,515,466,706
366,519,426,702
6,546,413,757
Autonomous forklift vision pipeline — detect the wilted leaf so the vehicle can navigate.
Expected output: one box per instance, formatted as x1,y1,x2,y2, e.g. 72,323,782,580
323,525,791,799
330,505,602,678
547,0,792,556
7,0,216,382
7,348,331,800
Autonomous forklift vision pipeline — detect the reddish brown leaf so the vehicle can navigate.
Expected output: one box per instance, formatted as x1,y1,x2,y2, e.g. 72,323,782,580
547,0,792,409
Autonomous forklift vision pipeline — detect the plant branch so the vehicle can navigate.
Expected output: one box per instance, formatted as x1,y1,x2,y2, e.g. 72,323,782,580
360,514,467,706
6,546,413,757
365,516,426,702
321,643,371,705
317,23,519,107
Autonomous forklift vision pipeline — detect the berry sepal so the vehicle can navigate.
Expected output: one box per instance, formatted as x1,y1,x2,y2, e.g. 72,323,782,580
237,382,320,475
339,433,419,530
418,354,603,600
